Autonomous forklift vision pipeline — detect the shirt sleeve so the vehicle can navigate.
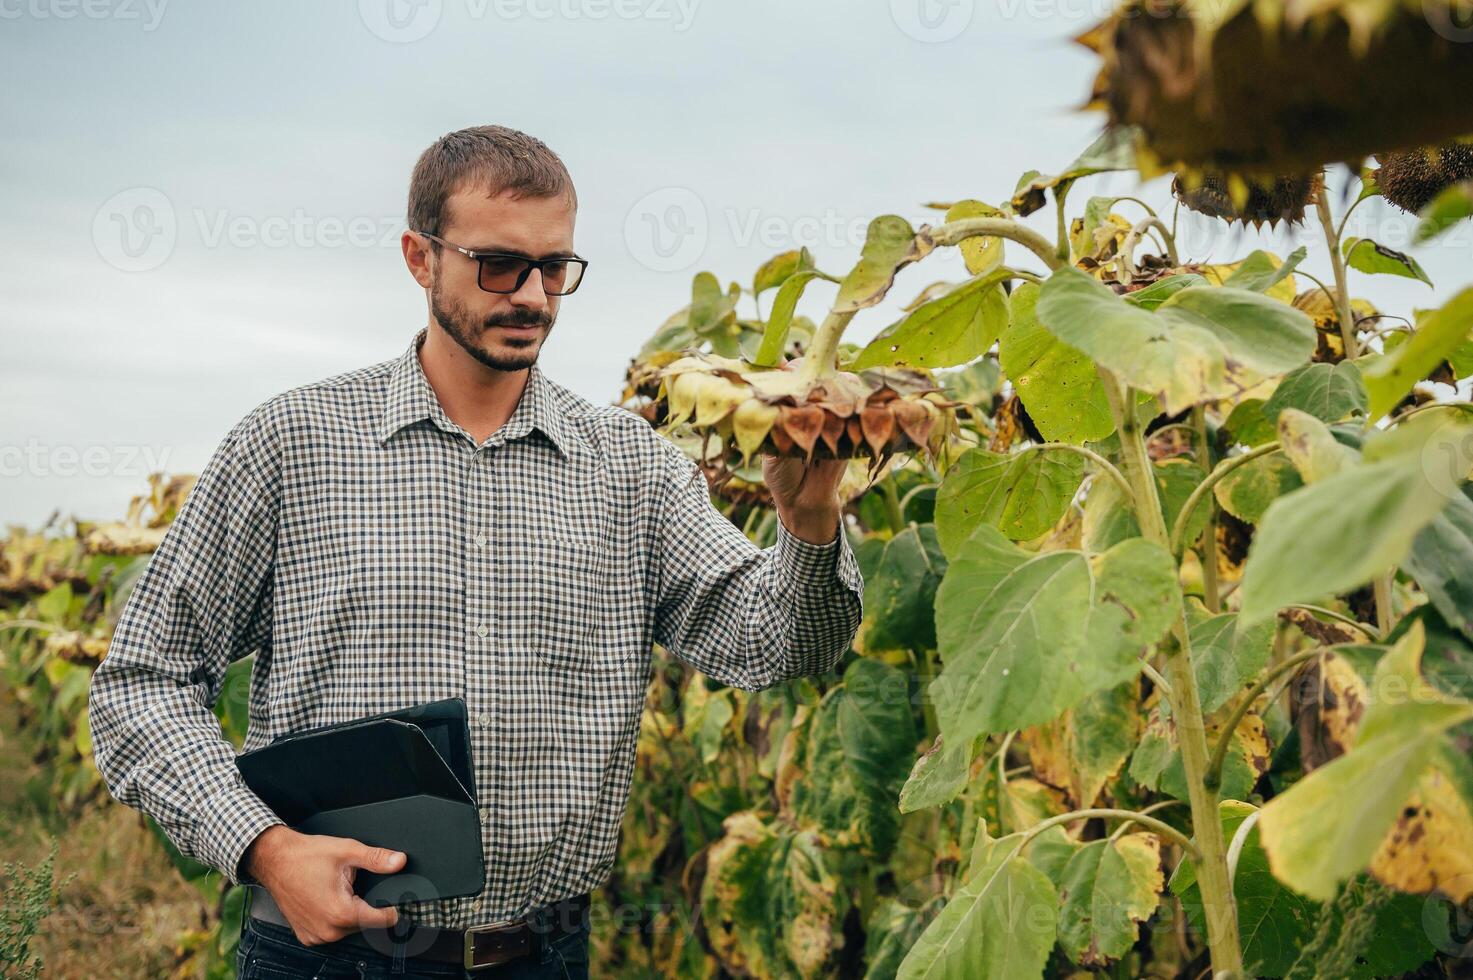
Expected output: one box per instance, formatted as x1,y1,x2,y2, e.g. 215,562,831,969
87,403,285,887
650,441,865,691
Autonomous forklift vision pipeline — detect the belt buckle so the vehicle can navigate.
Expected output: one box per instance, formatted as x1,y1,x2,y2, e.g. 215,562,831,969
463,917,531,971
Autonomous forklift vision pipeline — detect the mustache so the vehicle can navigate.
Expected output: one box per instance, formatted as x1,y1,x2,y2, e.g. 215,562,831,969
483,312,550,329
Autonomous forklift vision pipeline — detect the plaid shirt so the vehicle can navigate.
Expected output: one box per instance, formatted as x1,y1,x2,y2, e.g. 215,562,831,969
87,326,864,929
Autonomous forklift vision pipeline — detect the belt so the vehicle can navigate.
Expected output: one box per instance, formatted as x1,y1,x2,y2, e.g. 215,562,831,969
246,885,590,970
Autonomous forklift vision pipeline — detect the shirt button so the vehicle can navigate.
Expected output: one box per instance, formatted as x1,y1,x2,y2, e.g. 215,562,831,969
475,624,489,638
478,712,492,728
474,533,488,548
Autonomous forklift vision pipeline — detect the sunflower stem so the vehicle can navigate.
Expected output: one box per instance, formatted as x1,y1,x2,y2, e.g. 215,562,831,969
1204,647,1326,792
1118,217,1179,286
1055,192,1071,263
1170,442,1282,555
924,217,1065,272
1099,366,1244,978
800,217,1061,387
796,308,858,385
1016,807,1201,861
1021,441,1134,503
1190,406,1220,613
1316,192,1360,359
1374,573,1395,635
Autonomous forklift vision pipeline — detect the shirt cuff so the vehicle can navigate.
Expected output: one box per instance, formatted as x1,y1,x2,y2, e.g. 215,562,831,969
775,514,865,598
193,765,285,887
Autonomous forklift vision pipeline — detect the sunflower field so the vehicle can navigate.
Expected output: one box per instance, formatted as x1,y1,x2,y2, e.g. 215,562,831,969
5,0,1473,976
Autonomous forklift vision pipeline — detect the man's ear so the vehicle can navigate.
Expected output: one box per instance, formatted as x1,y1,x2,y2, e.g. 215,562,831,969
401,231,434,289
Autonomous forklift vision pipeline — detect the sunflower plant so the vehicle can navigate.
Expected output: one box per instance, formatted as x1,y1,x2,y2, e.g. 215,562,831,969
620,65,1472,972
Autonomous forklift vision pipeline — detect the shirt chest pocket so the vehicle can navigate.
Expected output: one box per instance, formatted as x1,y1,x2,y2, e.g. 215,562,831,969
522,538,615,672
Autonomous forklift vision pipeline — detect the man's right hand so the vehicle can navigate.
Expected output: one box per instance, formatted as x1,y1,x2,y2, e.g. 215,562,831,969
241,825,407,946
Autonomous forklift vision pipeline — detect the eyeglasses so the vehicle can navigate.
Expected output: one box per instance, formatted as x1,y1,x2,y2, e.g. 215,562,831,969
415,231,588,296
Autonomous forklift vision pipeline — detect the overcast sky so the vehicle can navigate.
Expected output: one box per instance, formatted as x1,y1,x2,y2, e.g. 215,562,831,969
3,0,1468,527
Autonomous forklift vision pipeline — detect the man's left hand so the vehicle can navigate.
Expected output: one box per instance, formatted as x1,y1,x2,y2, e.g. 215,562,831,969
762,453,846,544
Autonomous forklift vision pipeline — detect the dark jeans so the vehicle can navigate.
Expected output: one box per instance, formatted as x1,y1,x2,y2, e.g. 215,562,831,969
235,909,590,980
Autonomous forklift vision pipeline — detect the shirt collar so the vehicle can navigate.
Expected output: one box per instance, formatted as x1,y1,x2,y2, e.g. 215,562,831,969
375,326,576,459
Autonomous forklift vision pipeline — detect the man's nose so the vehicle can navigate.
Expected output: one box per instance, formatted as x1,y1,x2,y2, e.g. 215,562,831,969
508,267,551,310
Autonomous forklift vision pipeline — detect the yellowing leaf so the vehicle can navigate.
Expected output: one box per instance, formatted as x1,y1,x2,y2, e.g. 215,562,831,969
1257,622,1473,900
852,271,1009,371
1276,408,1358,483
1200,247,1302,303
1368,764,1473,902
946,199,1006,275
834,215,926,314
1056,834,1164,966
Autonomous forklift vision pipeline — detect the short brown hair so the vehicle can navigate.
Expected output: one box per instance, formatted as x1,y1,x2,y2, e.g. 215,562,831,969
407,125,576,240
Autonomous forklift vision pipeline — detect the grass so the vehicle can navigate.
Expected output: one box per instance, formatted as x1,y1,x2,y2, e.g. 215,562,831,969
0,694,215,979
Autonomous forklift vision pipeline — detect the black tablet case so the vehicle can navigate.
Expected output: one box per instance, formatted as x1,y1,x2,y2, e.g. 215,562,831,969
236,697,484,906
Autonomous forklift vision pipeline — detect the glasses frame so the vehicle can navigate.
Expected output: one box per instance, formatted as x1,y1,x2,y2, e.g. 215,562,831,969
414,231,588,296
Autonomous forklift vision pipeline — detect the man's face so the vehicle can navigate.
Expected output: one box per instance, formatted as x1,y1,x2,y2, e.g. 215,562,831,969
423,186,576,372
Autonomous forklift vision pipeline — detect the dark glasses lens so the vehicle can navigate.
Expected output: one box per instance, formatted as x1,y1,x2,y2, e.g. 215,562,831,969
477,256,585,295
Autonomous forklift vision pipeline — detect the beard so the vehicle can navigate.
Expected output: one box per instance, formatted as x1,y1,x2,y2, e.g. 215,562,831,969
429,275,553,372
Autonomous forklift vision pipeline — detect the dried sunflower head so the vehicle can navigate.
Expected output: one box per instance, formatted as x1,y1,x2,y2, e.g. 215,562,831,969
1375,141,1473,214
619,349,684,425
1172,171,1322,228
1078,0,1473,178
655,351,961,479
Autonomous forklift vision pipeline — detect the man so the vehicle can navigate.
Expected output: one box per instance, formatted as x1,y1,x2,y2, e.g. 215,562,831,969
87,124,865,977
